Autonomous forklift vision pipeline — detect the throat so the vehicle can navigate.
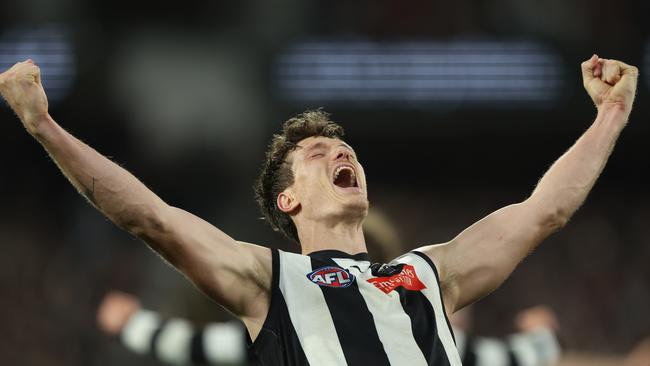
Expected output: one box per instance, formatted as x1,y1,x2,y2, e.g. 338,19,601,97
297,220,367,256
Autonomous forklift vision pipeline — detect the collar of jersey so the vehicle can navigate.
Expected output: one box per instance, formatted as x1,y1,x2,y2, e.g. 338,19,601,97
307,250,370,262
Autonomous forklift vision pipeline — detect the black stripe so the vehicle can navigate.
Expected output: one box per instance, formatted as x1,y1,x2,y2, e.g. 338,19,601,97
274,292,310,365
461,334,477,366
396,287,451,366
190,328,208,364
508,349,521,366
250,249,310,366
311,257,391,365
150,319,168,361
411,251,456,343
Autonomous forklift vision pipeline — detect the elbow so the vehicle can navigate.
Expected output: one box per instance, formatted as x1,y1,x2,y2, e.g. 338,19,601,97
522,198,571,234
122,204,172,241
539,206,571,233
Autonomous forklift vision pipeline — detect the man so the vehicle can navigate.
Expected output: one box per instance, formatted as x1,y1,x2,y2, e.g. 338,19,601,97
95,210,562,366
0,54,638,365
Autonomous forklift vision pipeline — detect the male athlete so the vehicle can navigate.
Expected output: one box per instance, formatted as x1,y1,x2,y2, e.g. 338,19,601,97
0,54,638,366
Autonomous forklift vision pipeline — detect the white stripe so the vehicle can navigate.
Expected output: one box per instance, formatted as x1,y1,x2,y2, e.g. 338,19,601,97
509,328,561,366
279,251,347,366
121,310,161,355
509,333,538,366
154,319,193,365
334,258,428,366
396,253,463,366
474,337,509,366
203,322,247,364
454,328,467,357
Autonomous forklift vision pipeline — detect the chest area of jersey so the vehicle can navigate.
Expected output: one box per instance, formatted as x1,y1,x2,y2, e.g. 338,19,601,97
305,261,427,294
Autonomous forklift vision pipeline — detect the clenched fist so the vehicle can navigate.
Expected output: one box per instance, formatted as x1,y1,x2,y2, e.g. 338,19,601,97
581,54,638,116
0,59,49,134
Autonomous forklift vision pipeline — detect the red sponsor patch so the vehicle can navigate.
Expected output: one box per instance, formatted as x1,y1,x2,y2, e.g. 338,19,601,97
367,264,426,294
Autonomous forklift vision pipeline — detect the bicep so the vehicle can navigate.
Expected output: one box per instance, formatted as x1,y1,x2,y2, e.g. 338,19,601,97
144,206,272,317
420,200,554,313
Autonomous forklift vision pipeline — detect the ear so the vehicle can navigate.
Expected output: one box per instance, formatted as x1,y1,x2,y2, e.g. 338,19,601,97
277,190,299,214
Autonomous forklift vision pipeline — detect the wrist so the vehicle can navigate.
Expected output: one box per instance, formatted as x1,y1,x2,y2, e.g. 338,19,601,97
25,112,55,140
596,103,629,128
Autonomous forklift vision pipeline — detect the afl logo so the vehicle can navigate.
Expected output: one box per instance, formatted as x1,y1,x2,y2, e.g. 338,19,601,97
307,266,355,288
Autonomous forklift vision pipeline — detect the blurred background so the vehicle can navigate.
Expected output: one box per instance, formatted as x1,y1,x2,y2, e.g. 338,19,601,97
1,0,649,365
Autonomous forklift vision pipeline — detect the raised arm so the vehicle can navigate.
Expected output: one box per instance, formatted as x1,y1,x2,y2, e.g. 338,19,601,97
0,61,271,332
419,55,639,313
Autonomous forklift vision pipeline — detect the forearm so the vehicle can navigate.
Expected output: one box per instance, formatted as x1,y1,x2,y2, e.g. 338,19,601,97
528,105,628,227
433,106,629,310
31,114,168,238
431,57,638,312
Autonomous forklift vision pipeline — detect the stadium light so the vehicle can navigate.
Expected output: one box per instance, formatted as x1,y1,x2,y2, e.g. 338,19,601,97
273,40,564,108
0,24,76,105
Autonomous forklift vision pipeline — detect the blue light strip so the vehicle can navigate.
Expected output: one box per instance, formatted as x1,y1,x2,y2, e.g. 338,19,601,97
0,24,76,105
273,40,564,107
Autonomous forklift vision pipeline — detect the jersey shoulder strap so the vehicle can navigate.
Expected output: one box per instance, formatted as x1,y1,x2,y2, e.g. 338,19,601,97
393,251,457,344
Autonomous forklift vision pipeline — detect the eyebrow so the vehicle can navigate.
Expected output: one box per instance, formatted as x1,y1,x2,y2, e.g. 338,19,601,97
298,141,356,156
303,141,328,152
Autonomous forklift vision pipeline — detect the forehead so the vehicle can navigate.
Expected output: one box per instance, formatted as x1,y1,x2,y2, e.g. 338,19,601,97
295,136,353,151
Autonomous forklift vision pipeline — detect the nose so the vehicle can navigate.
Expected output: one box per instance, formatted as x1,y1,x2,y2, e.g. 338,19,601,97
334,148,352,161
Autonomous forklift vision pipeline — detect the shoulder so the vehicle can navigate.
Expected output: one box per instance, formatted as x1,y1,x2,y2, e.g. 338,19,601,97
392,250,444,284
403,244,450,279
405,244,459,314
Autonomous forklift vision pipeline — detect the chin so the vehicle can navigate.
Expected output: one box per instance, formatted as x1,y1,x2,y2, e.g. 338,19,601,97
315,197,368,223
341,198,370,219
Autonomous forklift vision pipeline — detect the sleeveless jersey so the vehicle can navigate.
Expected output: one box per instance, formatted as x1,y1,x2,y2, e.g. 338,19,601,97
249,249,463,366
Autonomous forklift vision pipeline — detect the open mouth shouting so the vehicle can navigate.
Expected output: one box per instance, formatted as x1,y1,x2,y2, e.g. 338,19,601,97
332,164,362,193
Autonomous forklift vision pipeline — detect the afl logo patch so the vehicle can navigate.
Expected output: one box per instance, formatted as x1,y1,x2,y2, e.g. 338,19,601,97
307,266,355,288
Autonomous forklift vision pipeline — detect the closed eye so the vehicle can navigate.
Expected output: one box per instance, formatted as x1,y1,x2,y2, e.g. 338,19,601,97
311,153,325,159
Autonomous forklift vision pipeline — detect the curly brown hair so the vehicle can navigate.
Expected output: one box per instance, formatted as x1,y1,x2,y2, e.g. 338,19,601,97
254,109,345,243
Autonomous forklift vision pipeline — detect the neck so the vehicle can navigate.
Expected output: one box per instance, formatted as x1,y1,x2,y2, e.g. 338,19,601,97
296,218,367,255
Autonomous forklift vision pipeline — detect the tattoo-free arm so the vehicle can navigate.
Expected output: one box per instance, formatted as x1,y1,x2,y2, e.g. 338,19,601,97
419,56,638,313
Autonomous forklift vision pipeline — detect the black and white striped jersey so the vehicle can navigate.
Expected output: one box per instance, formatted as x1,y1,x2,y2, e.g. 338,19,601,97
249,249,462,366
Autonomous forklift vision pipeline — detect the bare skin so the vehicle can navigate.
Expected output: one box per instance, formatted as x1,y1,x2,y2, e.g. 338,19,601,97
0,55,638,343
418,55,639,312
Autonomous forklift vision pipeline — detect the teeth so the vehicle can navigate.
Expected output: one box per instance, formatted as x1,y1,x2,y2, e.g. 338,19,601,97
333,166,356,184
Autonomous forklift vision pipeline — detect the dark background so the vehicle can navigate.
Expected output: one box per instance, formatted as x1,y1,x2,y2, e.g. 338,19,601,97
1,0,649,365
